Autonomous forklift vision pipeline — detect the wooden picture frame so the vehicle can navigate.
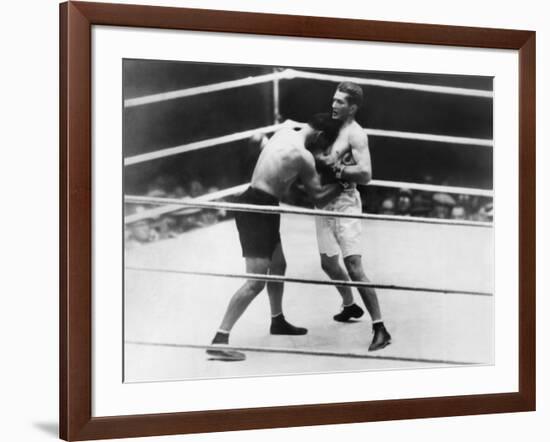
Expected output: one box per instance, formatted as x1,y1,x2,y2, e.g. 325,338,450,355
60,1,535,440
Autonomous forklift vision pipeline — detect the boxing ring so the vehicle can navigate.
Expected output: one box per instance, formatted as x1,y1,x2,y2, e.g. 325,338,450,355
123,67,494,382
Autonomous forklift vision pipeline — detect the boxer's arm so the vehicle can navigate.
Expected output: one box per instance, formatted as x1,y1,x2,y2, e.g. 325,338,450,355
335,129,372,185
299,152,342,207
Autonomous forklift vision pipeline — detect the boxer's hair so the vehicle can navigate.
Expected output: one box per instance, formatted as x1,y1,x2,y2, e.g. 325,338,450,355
305,113,342,153
337,81,364,108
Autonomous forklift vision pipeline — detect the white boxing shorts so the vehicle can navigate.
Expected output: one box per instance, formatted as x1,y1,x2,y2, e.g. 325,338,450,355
315,188,362,258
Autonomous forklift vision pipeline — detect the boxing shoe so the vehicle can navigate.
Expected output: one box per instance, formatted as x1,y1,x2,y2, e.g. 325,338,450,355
333,303,364,322
206,331,246,361
270,314,308,335
368,322,392,351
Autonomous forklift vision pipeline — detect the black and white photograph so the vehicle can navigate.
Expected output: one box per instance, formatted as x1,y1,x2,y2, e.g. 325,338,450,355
123,59,494,382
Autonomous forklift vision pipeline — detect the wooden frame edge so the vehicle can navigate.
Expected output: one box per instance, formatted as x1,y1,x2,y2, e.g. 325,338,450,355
59,2,68,439
60,2,93,440
518,32,536,411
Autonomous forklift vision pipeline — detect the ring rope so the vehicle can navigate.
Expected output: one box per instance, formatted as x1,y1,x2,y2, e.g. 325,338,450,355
366,128,493,147
288,69,493,98
125,183,249,224
124,120,493,166
126,340,480,366
127,266,493,297
369,179,493,197
124,71,292,108
124,121,295,166
125,266,492,297
125,266,493,296
124,68,492,108
125,195,493,228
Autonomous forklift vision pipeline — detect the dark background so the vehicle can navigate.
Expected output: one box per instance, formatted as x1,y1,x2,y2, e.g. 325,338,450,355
123,59,493,197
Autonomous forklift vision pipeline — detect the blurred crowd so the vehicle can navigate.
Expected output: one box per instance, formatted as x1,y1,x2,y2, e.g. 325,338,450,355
374,187,493,221
125,175,228,249
125,175,493,249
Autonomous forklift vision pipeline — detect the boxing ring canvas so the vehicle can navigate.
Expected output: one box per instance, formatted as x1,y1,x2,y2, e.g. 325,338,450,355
60,2,535,440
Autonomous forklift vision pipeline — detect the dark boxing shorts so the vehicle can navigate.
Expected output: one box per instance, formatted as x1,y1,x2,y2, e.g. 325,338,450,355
235,187,281,258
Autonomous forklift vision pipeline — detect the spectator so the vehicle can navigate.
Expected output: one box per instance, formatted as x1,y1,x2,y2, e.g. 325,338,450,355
476,202,494,222
146,175,172,198
379,197,396,215
126,218,156,247
451,205,467,220
411,192,432,217
171,185,188,199
468,195,482,215
207,186,219,196
396,188,412,216
431,193,456,219
199,210,219,226
155,215,178,239
179,210,202,231
457,193,470,208
189,179,205,198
